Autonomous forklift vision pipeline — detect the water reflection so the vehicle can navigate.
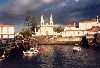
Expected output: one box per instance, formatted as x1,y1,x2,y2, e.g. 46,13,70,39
0,45,100,68
53,45,66,68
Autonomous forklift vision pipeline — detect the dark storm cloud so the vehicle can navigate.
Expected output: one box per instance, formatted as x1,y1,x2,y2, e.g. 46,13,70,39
0,0,100,32
0,0,65,24
52,0,100,24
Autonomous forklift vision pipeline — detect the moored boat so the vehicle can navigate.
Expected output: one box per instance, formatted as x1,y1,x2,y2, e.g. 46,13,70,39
0,50,9,62
73,46,81,51
23,47,40,57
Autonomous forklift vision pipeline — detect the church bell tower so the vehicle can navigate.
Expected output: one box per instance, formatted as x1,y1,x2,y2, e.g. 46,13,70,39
96,16,99,23
50,14,53,26
41,15,44,26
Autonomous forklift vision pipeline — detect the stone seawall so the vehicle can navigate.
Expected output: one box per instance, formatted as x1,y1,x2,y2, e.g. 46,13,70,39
39,41,80,45
31,36,81,45
57,37,82,42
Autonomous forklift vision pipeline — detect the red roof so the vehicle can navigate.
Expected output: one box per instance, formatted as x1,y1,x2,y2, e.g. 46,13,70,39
80,20,97,23
88,34,94,37
90,28,98,32
0,24,13,27
66,24,76,27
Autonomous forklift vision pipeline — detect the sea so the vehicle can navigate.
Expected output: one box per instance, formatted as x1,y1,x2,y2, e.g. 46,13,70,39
0,45,100,68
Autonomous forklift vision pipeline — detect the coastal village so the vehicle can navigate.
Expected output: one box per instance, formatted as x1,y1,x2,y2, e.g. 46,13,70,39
0,15,100,45
0,14,100,61
35,15,100,38
0,15,100,39
1,0,100,68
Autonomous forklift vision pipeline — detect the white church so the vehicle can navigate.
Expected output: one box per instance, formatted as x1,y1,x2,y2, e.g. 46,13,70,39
35,15,100,38
35,14,56,36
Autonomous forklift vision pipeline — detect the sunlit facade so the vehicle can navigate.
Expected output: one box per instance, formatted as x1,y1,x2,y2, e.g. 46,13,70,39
35,15,100,38
62,16,100,37
0,24,14,38
35,14,54,36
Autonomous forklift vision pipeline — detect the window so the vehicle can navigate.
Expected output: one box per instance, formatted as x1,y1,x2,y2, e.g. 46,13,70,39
42,23,43,25
78,32,80,34
1,35,3,38
8,35,9,38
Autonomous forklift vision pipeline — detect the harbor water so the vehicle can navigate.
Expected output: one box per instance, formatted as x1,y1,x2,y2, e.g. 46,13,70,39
0,45,100,68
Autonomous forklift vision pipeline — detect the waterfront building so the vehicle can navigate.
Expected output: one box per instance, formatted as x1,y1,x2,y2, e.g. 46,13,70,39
62,23,89,37
0,24,14,39
79,20,98,30
35,15,100,38
79,16,100,30
87,27,99,38
62,16,100,38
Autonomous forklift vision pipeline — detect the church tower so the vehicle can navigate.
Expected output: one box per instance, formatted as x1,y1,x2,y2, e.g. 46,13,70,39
41,15,44,26
50,14,53,26
96,16,99,23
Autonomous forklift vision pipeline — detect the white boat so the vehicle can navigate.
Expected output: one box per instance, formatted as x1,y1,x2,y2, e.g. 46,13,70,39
0,57,4,62
73,46,81,51
0,51,7,62
23,47,40,57
74,44,79,46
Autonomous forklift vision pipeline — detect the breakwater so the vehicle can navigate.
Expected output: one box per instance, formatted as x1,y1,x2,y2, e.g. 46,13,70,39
31,36,81,45
32,34,100,46
38,41,80,45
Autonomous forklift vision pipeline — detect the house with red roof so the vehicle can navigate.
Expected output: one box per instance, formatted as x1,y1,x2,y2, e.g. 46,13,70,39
61,16,100,38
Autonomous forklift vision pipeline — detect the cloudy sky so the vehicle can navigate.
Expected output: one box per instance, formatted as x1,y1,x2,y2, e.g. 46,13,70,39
0,0,100,32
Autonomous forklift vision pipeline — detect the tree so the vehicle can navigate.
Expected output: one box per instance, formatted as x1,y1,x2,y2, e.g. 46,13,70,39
19,29,32,38
15,35,23,40
55,26,64,33
25,12,37,34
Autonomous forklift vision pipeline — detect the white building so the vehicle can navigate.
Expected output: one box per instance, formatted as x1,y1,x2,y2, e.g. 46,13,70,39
0,24,14,39
35,14,54,36
62,23,89,37
35,15,100,38
79,21,98,30
79,16,100,30
62,16,100,37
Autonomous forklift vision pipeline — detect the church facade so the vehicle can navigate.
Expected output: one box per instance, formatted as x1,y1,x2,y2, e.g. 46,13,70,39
35,14,55,36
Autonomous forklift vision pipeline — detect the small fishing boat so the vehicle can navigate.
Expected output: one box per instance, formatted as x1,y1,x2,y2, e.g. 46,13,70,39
23,47,40,57
0,51,8,62
74,44,79,46
73,46,81,51
0,57,4,62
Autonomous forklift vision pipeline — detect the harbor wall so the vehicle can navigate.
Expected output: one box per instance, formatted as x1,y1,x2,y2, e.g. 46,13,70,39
31,36,82,45
57,37,82,42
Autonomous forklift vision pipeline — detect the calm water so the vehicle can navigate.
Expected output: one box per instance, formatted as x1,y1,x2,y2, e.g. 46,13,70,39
0,45,100,68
